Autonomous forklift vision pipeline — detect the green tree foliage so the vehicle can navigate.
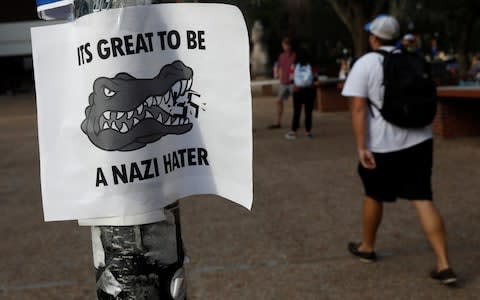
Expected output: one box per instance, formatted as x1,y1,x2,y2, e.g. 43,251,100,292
414,0,480,74
327,0,480,74
187,0,480,75
198,0,352,75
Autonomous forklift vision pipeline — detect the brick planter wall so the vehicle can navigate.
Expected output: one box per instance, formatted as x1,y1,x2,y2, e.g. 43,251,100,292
433,99,480,138
316,80,349,112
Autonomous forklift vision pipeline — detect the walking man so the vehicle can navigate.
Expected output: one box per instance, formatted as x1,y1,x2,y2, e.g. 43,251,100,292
341,15,456,285
268,37,295,129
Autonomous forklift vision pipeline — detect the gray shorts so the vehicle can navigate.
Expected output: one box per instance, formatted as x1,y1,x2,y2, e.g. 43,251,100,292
278,84,293,101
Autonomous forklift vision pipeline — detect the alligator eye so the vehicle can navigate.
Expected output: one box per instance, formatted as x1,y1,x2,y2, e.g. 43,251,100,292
103,87,116,97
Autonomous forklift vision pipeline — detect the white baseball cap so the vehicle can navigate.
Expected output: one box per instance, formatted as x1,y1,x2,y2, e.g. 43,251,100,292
364,15,400,40
403,33,415,41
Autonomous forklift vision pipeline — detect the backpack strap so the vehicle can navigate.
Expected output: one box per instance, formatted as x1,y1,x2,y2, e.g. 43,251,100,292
373,49,389,57
367,48,397,118
374,48,403,56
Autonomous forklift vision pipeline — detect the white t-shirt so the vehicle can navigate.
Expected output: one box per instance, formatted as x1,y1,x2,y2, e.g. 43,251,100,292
341,46,433,153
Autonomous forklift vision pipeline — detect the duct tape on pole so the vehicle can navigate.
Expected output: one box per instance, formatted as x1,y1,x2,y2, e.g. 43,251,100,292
31,1,253,299
88,204,186,299
36,0,74,20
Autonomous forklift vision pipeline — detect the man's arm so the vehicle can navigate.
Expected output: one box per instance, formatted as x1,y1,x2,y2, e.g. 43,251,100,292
275,54,282,80
351,97,376,169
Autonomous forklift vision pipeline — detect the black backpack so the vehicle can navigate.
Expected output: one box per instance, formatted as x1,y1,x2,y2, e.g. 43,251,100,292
370,48,437,128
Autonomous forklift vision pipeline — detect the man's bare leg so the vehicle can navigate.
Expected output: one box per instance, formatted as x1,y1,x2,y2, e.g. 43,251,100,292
268,98,284,128
358,196,383,253
411,200,451,271
276,99,284,126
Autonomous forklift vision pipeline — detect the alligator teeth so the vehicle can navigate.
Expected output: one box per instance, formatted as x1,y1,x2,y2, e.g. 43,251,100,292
157,113,163,123
103,122,110,129
137,104,143,115
103,111,111,120
111,122,119,131
165,117,171,126
146,97,153,107
181,81,186,95
127,111,134,119
176,95,186,104
145,111,154,119
173,118,180,125
181,80,188,95
120,123,128,133
183,118,189,125
133,118,139,126
116,112,124,119
159,98,168,110
165,92,171,104
172,81,181,97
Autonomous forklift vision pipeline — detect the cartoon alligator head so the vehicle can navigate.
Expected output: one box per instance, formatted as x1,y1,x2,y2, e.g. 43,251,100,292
81,60,199,151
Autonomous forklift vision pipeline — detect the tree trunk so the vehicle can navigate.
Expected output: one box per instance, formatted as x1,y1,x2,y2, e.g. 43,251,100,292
455,9,475,76
351,10,368,57
285,0,312,41
326,0,387,58
388,0,408,19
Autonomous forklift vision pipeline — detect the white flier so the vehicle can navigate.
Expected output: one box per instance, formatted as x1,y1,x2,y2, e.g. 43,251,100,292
31,4,253,221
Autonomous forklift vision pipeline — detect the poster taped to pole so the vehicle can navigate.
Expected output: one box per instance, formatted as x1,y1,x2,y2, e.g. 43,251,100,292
31,4,253,221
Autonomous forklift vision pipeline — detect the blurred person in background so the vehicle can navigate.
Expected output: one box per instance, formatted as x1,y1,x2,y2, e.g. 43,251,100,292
268,37,296,129
284,49,316,140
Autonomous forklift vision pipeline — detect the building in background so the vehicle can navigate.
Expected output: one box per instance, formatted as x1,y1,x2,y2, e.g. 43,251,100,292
0,1,39,94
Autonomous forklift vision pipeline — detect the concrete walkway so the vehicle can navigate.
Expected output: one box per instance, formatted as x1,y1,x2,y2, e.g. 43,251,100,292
1,94,480,299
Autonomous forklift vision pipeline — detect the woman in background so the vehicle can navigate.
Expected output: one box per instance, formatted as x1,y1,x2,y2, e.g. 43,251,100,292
285,49,316,139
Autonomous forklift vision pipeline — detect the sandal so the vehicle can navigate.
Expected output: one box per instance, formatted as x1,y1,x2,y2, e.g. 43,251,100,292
348,242,377,263
430,268,457,286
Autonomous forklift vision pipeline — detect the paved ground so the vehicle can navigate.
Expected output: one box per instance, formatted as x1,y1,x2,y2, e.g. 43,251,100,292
1,93,480,299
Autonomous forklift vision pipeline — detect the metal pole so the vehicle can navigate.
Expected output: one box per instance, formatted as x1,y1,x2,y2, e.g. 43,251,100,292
74,1,186,299
92,203,185,299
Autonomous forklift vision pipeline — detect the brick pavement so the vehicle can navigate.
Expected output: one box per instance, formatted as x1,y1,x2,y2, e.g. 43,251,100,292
1,93,480,299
